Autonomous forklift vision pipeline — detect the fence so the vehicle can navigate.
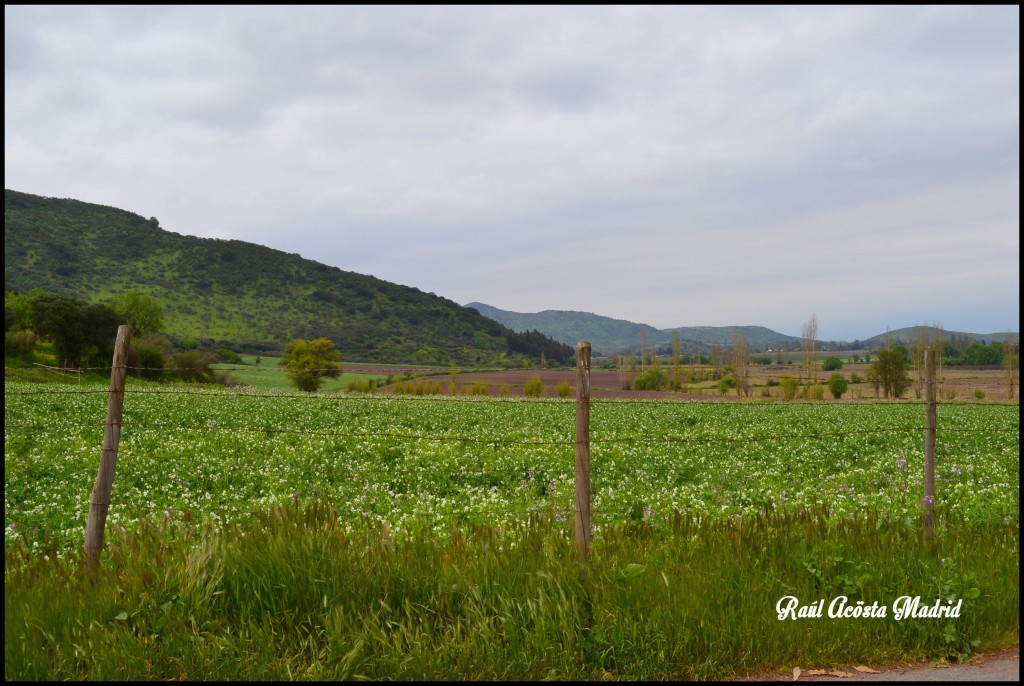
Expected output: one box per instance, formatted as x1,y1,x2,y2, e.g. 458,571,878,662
4,328,1019,567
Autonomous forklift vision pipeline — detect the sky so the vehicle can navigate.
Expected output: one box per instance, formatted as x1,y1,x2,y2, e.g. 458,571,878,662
4,5,1019,341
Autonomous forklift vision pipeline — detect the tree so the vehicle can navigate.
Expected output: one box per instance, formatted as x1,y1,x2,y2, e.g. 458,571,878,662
1004,333,1018,400
731,332,751,397
909,325,930,399
800,313,818,384
671,331,682,387
828,372,849,399
710,343,724,379
280,338,342,392
822,356,843,371
639,330,649,372
31,294,121,367
871,345,911,398
110,291,164,337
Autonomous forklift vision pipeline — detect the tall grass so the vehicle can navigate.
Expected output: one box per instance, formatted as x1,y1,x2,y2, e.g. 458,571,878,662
5,503,1017,680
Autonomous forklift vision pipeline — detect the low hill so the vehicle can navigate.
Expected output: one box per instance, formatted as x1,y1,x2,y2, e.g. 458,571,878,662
4,189,572,364
465,303,803,355
861,326,1015,348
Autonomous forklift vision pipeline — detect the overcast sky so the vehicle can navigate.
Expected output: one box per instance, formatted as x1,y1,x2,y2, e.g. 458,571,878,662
5,6,1019,341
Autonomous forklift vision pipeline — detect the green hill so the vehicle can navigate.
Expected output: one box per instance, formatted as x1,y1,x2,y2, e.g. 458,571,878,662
4,189,571,364
861,326,1015,348
465,303,803,355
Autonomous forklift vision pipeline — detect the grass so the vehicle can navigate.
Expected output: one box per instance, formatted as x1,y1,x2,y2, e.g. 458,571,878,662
5,503,1018,680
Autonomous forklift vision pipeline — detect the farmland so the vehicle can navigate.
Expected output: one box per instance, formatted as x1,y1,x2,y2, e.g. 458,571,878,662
4,380,1019,680
5,380,1018,549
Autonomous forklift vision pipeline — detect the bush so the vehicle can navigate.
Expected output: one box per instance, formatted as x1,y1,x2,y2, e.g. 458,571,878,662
822,357,843,371
555,380,572,398
828,373,849,399
780,375,798,400
128,345,166,381
169,350,216,383
944,387,957,400
5,330,36,363
849,373,863,384
973,389,986,400
217,348,243,364
524,376,545,397
716,376,736,395
634,368,669,391
809,384,825,401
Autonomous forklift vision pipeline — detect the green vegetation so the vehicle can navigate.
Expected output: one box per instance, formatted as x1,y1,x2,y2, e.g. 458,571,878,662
780,375,798,400
871,346,912,399
5,504,1017,680
828,373,849,399
468,302,803,357
633,367,670,391
523,375,545,397
109,290,164,337
3,383,1019,680
280,338,342,392
822,356,843,371
4,189,569,365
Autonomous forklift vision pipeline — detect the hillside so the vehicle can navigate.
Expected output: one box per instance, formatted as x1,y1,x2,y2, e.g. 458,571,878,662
4,189,572,364
465,304,1016,356
465,303,803,355
861,326,1014,348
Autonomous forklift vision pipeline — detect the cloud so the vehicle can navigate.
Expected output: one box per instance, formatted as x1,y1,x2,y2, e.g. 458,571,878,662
4,5,1019,340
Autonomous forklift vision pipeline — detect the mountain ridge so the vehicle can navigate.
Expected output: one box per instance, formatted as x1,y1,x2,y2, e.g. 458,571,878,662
465,302,1015,356
4,189,573,364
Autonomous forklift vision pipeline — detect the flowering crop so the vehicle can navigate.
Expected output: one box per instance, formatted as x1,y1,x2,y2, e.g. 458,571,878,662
4,382,1019,550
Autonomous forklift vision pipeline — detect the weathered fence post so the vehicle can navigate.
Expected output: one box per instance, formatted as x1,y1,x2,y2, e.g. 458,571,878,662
923,348,936,542
84,324,130,567
575,341,592,558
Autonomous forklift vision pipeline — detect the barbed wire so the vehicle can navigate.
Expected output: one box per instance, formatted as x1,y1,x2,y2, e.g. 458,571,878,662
7,383,1019,408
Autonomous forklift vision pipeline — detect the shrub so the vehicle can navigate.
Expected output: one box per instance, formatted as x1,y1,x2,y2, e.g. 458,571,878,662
128,345,166,381
973,389,986,400
822,357,843,371
809,384,825,401
217,348,243,364
555,380,572,398
5,330,36,363
780,375,798,400
169,350,216,383
716,376,735,395
280,338,342,393
944,387,957,400
634,368,670,391
849,373,863,384
524,376,545,397
828,372,849,399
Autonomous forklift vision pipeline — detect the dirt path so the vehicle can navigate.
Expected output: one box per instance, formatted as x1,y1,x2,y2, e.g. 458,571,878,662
736,646,1019,681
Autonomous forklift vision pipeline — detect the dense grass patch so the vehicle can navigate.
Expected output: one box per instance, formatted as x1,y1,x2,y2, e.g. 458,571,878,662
5,503,1017,680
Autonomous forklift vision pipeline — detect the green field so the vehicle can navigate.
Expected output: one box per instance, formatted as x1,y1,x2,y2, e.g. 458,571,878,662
5,381,1018,547
4,381,1019,679
209,355,396,391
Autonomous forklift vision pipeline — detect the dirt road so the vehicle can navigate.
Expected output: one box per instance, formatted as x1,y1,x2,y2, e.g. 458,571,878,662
738,646,1019,681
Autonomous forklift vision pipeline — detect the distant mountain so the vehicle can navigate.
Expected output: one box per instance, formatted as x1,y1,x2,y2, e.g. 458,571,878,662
861,326,1015,348
4,189,573,364
464,304,1016,356
465,303,803,355
465,303,664,355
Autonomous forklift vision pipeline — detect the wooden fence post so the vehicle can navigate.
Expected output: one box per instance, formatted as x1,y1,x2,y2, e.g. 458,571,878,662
923,348,936,542
84,324,130,567
575,341,592,558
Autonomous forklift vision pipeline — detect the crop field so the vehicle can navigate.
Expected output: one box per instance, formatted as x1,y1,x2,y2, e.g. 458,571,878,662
4,379,1019,680
4,380,1018,550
